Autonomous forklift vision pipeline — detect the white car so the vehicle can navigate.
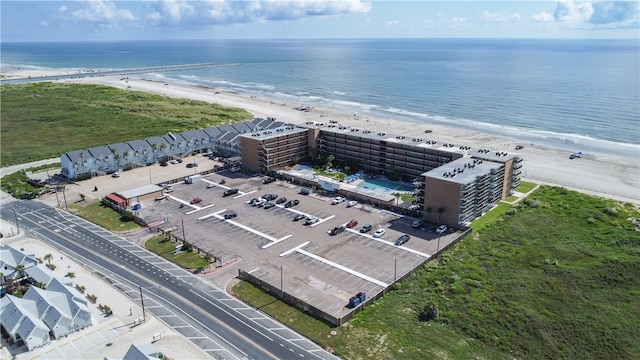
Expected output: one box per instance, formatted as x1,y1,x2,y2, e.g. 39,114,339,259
347,200,358,208
332,196,345,205
373,228,386,238
111,172,120,178
436,225,447,234
411,219,425,228
170,159,179,164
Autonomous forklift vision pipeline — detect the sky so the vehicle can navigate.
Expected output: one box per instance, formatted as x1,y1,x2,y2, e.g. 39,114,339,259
1,0,639,42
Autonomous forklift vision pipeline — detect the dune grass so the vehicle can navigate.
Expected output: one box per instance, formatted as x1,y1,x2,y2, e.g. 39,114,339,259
0,82,252,166
234,185,640,359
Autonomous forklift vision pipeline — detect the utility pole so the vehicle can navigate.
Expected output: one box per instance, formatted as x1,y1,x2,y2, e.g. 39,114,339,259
280,265,284,299
139,286,146,322
181,218,186,245
62,186,69,210
394,258,397,282
13,209,19,233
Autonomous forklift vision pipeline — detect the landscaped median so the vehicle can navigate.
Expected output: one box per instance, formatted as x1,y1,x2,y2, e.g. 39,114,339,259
145,235,210,271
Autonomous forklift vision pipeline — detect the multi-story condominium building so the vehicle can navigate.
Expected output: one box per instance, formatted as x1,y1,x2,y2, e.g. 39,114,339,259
239,126,309,173
237,122,523,227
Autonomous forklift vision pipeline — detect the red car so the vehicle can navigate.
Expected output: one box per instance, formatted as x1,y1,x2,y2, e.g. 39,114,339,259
190,198,202,204
346,219,358,228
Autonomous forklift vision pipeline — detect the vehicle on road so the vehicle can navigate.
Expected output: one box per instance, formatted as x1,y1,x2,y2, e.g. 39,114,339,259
436,224,447,234
224,211,237,219
331,196,345,205
412,219,425,228
346,219,358,228
223,188,239,197
293,214,306,221
359,224,372,233
190,198,202,204
284,199,299,208
328,226,346,235
373,228,386,238
111,172,120,178
275,197,287,204
304,216,319,225
346,200,358,208
395,234,411,246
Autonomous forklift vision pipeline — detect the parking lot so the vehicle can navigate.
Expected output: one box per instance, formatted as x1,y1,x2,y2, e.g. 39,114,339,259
131,168,459,321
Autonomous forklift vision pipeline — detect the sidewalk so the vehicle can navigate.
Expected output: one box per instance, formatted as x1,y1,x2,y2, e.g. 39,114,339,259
0,219,210,360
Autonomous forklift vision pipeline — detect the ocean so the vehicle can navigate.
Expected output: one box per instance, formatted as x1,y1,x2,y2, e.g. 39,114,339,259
2,39,639,157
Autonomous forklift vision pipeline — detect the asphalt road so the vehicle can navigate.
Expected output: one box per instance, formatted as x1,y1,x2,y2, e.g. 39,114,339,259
1,200,339,360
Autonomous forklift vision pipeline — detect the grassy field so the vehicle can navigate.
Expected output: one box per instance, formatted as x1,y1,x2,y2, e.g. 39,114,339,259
234,186,640,359
0,82,252,166
145,235,209,270
71,200,140,232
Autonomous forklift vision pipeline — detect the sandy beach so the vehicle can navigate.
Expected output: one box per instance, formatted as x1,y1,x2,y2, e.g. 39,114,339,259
3,66,638,204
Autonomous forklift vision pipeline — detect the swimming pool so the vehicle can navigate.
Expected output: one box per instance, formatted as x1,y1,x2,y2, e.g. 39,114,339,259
358,178,414,192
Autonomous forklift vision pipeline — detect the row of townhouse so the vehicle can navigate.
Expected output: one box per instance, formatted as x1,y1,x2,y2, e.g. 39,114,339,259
60,118,288,179
1,245,92,350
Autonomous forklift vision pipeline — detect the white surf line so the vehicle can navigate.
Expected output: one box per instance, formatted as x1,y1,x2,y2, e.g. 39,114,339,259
261,234,293,249
345,229,432,258
310,214,335,227
281,243,388,287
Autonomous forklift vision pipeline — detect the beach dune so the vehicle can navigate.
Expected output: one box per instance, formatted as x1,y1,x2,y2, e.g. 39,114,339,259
10,69,636,204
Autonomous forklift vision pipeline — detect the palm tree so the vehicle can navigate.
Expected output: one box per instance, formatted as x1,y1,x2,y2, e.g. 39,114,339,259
394,192,402,206
114,153,121,171
65,272,76,279
123,151,130,167
44,253,53,266
437,207,445,224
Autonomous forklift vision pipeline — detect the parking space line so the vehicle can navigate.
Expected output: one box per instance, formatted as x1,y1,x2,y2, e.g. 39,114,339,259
311,214,335,227
187,204,215,214
235,189,257,198
280,241,310,257
261,234,293,249
284,245,389,287
345,229,432,258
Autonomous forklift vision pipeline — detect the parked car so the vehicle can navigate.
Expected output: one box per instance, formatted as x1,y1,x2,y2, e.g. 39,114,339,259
223,188,239,197
263,193,278,201
190,198,202,204
346,200,358,208
207,183,216,189
436,225,447,234
373,228,386,238
275,197,287,204
170,159,179,164
395,234,411,246
262,177,276,184
160,161,168,167
263,201,276,209
346,219,358,228
176,158,183,163
230,167,241,172
328,226,345,235
412,219,425,228
111,172,120,178
224,211,237,219
331,196,346,205
247,197,259,205
186,162,199,168
284,199,299,208
253,198,267,207
304,216,319,225
359,224,372,233
293,214,306,221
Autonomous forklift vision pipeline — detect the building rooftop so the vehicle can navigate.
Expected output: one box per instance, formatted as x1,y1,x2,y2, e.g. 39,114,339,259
240,125,307,141
423,157,503,184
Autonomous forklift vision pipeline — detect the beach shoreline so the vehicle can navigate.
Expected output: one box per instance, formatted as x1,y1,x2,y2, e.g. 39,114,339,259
3,66,638,204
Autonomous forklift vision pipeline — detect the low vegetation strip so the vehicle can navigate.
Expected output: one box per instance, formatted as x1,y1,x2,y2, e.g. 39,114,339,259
0,82,252,166
234,185,640,359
